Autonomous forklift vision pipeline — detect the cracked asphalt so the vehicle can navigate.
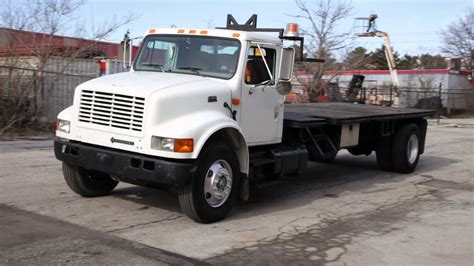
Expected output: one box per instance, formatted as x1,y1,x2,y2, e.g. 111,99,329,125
1,119,473,265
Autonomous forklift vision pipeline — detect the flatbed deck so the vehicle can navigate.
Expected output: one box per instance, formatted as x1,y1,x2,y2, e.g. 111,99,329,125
284,102,436,126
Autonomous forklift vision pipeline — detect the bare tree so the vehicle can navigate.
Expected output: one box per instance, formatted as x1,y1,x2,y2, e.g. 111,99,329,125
0,0,137,133
440,9,473,78
290,0,353,101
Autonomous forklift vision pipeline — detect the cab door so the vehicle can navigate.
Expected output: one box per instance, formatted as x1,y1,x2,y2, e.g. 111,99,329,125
239,44,284,145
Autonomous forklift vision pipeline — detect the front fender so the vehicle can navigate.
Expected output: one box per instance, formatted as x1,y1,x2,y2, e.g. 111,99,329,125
147,110,249,173
57,106,74,121
194,117,249,174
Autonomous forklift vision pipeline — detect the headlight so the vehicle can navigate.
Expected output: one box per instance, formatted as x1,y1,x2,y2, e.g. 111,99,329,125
161,138,175,151
151,136,193,153
56,119,70,133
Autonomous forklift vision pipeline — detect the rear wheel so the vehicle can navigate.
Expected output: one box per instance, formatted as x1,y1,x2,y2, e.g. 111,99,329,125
178,140,240,223
392,124,421,173
62,163,118,197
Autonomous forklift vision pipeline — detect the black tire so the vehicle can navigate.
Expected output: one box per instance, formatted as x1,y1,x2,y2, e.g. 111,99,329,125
178,139,240,223
392,123,421,173
62,163,118,197
376,137,393,171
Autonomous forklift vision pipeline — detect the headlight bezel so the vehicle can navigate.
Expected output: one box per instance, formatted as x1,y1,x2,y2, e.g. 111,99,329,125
56,119,71,133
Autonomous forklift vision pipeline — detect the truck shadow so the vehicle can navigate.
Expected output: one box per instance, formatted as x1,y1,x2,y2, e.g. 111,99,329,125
110,153,459,219
112,186,182,213
230,153,460,221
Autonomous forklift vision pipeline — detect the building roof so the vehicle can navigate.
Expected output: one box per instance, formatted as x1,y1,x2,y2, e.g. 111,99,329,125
0,28,133,59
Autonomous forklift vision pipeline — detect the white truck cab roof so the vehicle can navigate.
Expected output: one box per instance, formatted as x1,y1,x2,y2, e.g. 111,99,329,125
144,28,283,44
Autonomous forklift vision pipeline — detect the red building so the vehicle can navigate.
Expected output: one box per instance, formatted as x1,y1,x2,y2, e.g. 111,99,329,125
0,28,138,59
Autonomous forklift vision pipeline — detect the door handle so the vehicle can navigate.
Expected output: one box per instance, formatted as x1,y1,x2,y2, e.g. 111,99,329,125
249,87,254,95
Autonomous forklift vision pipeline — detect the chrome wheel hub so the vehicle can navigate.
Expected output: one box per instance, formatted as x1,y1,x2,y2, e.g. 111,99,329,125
204,160,233,208
407,134,419,164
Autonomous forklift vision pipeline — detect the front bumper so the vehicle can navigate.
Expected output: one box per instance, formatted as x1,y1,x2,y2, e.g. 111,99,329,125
54,138,196,187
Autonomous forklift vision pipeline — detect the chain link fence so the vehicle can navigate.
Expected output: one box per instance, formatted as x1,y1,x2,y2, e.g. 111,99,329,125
0,58,128,129
0,64,97,123
292,75,474,116
2,58,473,131
338,84,474,114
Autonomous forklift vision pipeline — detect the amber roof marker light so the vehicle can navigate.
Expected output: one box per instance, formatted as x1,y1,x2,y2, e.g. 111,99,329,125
285,23,300,38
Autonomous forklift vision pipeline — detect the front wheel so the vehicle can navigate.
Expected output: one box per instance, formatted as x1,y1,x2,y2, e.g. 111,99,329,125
178,139,240,223
62,163,118,197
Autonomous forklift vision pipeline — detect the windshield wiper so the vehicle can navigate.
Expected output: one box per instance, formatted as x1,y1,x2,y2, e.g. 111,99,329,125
177,67,202,76
142,63,165,72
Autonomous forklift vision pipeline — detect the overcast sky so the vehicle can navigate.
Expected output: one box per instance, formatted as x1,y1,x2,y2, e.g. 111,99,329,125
10,0,474,56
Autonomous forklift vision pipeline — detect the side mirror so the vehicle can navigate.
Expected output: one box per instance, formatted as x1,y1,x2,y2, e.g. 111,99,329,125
123,38,133,69
278,47,295,81
275,47,295,95
122,36,142,69
276,81,292,95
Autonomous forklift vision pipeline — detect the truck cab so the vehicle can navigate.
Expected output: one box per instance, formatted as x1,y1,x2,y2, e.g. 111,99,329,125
55,16,299,223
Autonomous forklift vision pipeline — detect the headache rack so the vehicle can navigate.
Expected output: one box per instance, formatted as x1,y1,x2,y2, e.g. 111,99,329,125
217,14,324,63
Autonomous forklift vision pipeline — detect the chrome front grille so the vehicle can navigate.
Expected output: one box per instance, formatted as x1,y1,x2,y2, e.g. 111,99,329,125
78,90,145,132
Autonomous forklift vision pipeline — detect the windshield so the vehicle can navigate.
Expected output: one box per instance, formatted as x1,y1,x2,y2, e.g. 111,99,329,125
134,35,241,79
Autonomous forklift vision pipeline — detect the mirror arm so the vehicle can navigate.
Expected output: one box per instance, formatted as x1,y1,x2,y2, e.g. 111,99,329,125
256,43,274,81
223,102,237,120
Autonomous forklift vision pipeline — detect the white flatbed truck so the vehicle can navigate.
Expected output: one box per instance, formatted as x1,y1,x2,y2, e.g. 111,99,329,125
54,15,435,223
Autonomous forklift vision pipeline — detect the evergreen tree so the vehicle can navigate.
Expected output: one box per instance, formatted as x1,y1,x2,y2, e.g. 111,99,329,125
343,47,370,69
398,54,418,70
368,46,400,70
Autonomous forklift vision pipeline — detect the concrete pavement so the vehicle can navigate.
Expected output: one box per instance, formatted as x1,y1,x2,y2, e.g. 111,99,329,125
0,205,200,265
1,119,473,264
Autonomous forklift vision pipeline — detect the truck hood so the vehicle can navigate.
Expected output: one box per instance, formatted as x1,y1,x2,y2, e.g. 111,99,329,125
77,71,220,98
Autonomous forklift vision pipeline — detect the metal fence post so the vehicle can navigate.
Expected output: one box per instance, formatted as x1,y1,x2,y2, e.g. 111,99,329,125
437,82,442,125
389,84,393,106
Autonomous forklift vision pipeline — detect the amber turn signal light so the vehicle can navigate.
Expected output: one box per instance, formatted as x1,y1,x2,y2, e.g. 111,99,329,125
174,139,194,153
231,98,240,105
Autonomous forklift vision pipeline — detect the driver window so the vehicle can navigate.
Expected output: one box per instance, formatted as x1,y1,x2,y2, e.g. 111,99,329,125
245,47,276,85
139,40,176,68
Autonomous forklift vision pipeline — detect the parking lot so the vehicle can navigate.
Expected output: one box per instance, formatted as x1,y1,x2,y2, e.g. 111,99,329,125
1,119,473,265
